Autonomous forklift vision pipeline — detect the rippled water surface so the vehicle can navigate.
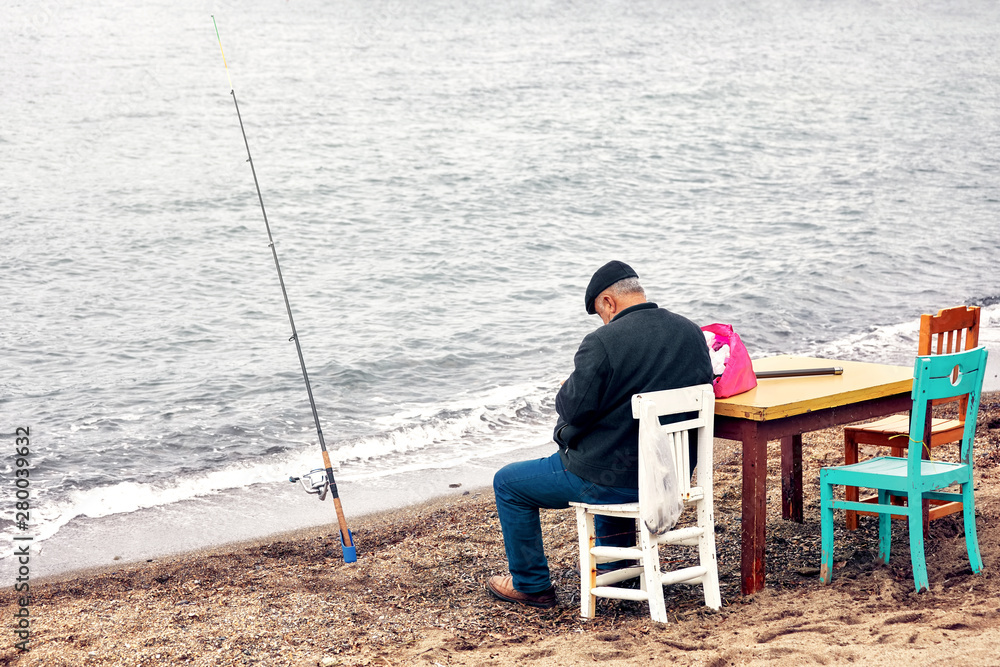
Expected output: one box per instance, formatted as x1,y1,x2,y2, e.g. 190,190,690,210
2,0,999,544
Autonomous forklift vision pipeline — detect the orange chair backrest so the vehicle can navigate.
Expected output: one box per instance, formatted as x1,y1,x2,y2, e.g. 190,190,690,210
917,305,981,414
918,305,981,356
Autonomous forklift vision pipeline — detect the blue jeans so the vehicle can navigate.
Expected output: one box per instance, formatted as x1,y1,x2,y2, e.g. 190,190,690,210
493,451,638,593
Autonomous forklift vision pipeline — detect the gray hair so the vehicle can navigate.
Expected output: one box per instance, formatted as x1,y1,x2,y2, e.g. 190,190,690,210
608,277,645,299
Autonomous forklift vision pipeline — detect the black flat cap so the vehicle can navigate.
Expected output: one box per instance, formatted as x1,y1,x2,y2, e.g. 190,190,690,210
585,260,638,314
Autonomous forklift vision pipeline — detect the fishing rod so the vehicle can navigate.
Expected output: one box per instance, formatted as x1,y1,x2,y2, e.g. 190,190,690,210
212,16,355,564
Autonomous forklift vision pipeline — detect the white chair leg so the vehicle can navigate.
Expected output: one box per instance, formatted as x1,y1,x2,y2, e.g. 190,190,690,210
635,517,648,594
576,507,597,619
639,524,668,623
696,497,722,610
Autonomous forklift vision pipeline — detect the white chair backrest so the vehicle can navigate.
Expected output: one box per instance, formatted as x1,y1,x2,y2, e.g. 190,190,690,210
632,384,715,502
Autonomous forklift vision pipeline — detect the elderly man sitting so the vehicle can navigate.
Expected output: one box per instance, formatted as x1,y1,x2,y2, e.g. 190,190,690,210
487,260,713,609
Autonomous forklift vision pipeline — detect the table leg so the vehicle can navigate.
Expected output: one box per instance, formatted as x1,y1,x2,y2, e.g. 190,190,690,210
845,430,861,531
781,434,803,523
741,423,767,595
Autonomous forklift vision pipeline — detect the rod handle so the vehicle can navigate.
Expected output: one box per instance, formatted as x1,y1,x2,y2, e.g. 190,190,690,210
755,367,844,379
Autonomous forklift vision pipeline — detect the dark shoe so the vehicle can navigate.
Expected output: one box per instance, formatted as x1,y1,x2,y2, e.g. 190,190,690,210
486,575,556,609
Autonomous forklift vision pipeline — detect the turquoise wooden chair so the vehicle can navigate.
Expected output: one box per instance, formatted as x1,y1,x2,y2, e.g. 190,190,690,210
819,347,988,592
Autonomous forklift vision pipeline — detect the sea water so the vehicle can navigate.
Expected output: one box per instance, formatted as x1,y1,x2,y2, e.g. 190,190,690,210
2,0,999,578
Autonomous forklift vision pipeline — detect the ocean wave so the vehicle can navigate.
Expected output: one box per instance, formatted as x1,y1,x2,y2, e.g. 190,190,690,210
0,382,557,549
804,303,1000,367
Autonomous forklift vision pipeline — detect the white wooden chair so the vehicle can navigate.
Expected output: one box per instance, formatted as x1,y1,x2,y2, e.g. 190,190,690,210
570,384,721,622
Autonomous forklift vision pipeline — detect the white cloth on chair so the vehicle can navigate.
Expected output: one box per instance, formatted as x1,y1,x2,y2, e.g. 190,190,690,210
637,398,683,535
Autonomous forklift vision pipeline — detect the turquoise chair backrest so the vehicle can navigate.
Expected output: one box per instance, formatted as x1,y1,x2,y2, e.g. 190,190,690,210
907,347,988,471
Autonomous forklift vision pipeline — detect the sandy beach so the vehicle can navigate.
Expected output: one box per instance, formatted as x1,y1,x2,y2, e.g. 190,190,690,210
3,392,999,666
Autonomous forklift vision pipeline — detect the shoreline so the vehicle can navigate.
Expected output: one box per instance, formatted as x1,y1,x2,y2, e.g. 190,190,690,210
29,487,494,588
12,364,999,585
4,441,555,585
8,329,996,585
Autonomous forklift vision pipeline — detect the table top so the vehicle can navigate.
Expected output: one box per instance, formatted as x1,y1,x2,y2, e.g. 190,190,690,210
715,355,913,421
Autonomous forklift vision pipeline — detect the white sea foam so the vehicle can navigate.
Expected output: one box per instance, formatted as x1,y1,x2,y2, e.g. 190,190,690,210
806,320,919,366
806,304,1000,370
1,381,557,550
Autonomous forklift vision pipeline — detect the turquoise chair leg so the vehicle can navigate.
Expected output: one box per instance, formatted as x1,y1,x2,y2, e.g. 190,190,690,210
877,488,891,565
907,491,929,593
819,474,834,584
962,481,984,574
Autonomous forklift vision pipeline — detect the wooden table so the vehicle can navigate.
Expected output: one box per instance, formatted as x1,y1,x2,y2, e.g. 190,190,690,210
714,355,913,595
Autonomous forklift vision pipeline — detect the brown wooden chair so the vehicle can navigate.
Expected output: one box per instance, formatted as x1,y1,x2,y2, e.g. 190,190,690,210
843,305,981,530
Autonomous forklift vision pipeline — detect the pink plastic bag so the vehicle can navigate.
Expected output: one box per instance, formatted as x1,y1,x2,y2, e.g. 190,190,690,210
701,323,757,399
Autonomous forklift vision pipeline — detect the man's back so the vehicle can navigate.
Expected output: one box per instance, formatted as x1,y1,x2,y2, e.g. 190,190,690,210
555,302,712,488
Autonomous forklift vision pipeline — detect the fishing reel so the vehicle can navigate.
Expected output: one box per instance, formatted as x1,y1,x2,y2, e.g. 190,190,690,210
289,468,329,501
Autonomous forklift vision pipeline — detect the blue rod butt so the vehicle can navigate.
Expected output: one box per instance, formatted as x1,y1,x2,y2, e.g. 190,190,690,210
341,529,357,563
